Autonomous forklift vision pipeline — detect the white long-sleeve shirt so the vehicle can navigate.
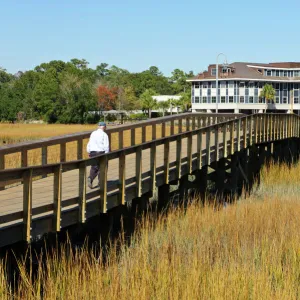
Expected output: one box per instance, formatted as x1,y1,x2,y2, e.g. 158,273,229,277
86,129,110,153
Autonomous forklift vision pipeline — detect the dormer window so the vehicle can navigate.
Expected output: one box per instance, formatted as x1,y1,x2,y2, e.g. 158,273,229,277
211,68,216,76
258,69,262,74
266,70,272,76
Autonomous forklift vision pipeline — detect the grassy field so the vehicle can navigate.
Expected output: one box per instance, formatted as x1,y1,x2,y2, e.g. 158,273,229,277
1,161,300,299
0,123,175,169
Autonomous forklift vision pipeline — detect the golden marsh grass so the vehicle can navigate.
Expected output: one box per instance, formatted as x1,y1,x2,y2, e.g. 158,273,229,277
2,161,300,299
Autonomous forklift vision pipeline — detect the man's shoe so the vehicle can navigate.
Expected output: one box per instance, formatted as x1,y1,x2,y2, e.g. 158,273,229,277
87,177,93,189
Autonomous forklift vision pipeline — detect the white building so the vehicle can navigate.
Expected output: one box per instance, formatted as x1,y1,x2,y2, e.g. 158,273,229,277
188,62,300,114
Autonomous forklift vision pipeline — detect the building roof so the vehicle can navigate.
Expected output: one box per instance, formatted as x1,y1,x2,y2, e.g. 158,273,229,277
188,62,300,82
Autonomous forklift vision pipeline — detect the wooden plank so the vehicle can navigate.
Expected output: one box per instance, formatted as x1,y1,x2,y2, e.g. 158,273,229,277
118,152,126,205
150,143,157,192
171,120,175,135
186,117,190,131
152,124,156,140
162,123,166,138
223,124,227,158
164,139,170,184
178,118,183,133
192,117,196,130
187,132,193,173
136,146,142,198
119,131,124,149
23,169,33,242
197,130,203,169
21,149,28,168
176,136,182,179
53,164,62,232
206,127,211,165
78,161,86,223
237,119,241,152
99,155,108,213
77,139,83,160
131,128,136,146
249,116,253,145
142,126,146,143
60,142,66,162
230,122,234,154
254,115,258,144
243,117,247,148
215,125,219,161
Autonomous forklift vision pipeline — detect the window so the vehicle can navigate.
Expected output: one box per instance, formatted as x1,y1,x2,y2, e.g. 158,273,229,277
266,70,272,76
211,82,216,88
195,96,200,103
228,81,234,88
284,71,288,77
229,96,234,103
282,83,287,90
294,83,299,89
283,97,287,104
222,67,228,73
275,97,280,103
249,82,254,88
203,83,208,89
275,83,280,90
192,97,195,103
276,70,280,76
211,68,216,76
294,71,299,77
202,97,207,103
212,96,216,103
221,96,226,103
194,83,200,89
294,97,299,104
240,96,245,103
249,96,254,103
294,90,298,97
239,82,245,88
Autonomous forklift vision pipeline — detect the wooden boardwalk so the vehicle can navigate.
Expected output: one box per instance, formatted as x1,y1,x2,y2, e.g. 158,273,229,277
0,135,203,221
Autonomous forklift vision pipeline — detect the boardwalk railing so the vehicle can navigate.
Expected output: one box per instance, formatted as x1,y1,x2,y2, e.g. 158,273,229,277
0,113,296,247
0,113,240,171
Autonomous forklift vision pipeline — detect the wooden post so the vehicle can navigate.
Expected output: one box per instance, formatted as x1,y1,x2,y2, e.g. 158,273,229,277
223,124,227,158
119,152,126,205
164,139,170,183
187,132,193,173
186,117,190,131
119,131,124,149
60,142,66,162
254,115,258,144
206,127,211,165
78,161,87,223
192,117,196,130
152,124,156,140
249,116,253,146
178,118,183,133
215,125,219,161
21,149,28,168
230,121,234,155
150,142,157,192
136,146,142,198
99,155,108,213
197,129,203,169
171,120,175,135
131,128,136,146
53,164,62,232
237,119,241,152
77,139,83,160
0,153,4,190
23,169,33,242
142,126,146,143
243,117,247,148
162,123,166,138
176,136,182,179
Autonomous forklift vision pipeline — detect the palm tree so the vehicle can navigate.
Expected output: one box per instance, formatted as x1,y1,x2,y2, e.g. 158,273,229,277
168,98,177,115
140,89,157,118
260,84,276,113
157,101,169,117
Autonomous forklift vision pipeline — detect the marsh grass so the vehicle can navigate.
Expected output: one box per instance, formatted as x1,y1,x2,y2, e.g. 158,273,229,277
1,160,300,299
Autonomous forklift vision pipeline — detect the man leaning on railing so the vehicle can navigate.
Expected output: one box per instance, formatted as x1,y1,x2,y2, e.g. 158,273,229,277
86,121,110,189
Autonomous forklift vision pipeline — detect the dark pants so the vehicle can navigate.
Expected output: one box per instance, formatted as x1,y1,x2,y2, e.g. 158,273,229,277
89,151,105,182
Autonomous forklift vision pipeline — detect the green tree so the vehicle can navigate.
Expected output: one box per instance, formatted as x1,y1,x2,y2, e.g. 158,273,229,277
157,101,169,117
168,98,178,115
260,84,275,113
140,89,157,118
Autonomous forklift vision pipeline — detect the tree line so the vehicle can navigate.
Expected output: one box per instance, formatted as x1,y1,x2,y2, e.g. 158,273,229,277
0,59,194,123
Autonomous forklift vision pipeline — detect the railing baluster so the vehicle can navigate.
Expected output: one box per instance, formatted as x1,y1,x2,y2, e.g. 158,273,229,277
77,139,83,160
223,124,227,158
176,136,182,179
197,129,203,169
99,155,108,213
150,142,157,192
60,142,66,162
230,122,234,154
215,125,219,161
152,124,156,140
187,132,193,173
119,152,126,205
78,161,86,223
179,118,183,133
171,120,175,135
21,149,28,168
23,169,33,242
237,119,241,152
135,146,142,198
142,126,146,143
131,128,136,146
249,116,253,145
164,139,170,183
53,164,62,232
0,153,4,190
162,122,166,138
119,130,124,149
243,117,247,148
206,127,211,165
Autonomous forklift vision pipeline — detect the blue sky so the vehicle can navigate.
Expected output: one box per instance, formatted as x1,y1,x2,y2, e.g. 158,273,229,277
1,0,299,76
